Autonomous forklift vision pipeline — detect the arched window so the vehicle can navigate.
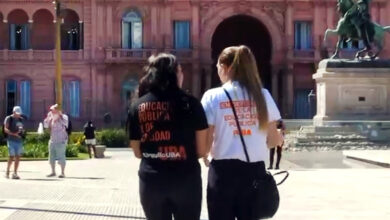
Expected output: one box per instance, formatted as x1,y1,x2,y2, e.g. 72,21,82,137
5,79,31,118
8,9,30,50
61,9,81,50
122,11,142,49
32,9,55,50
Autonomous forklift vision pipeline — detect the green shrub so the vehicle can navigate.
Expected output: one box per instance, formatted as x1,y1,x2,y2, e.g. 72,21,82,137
23,143,48,158
78,145,88,153
0,132,6,146
97,129,128,148
66,144,79,157
68,132,85,145
25,132,50,145
0,145,8,157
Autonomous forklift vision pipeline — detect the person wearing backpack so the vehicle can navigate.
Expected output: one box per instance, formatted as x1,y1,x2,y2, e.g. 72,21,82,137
43,104,69,178
3,106,25,179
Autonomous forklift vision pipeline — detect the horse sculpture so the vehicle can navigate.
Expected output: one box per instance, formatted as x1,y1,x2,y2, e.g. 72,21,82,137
324,0,390,59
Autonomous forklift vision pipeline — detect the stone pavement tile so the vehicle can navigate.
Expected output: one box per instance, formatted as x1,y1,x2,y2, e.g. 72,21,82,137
1,150,390,220
274,169,390,219
343,150,390,167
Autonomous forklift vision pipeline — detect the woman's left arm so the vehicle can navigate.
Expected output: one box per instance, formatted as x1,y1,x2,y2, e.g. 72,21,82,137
130,141,142,158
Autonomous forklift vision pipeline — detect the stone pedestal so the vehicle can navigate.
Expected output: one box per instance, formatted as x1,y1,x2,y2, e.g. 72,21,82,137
313,59,390,126
95,145,106,158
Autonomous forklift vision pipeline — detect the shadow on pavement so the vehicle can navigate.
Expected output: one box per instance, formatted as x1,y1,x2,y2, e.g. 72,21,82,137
22,178,62,181
66,177,105,180
0,206,146,219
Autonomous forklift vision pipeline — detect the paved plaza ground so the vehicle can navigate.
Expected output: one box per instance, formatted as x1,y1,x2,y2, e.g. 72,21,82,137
0,149,389,220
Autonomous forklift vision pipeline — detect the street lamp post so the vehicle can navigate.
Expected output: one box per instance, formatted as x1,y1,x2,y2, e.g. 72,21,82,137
54,0,63,110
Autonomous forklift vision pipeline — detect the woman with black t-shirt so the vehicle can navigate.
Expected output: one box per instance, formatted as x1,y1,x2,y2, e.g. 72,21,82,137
128,53,208,220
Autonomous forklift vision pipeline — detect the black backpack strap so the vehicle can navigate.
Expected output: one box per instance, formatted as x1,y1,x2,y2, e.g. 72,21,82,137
223,88,251,163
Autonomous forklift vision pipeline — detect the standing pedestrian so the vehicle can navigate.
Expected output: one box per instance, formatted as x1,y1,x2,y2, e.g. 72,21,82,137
3,106,25,179
43,104,69,178
84,120,97,158
268,119,285,170
128,53,208,220
201,45,283,220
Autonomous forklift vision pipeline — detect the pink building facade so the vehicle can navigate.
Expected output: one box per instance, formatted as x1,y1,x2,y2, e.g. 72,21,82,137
1,0,390,128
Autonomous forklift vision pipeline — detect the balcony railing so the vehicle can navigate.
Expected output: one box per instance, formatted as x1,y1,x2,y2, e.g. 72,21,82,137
105,48,157,63
0,49,84,62
165,49,194,60
8,50,30,61
294,49,315,58
105,48,195,63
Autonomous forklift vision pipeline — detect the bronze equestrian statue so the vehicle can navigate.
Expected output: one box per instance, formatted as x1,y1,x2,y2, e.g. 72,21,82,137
324,0,390,59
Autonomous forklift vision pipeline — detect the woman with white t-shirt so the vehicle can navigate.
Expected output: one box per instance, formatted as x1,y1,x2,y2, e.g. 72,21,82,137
201,45,284,220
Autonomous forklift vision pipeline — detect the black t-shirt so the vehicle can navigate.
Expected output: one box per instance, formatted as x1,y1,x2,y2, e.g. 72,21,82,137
129,90,208,180
84,126,95,139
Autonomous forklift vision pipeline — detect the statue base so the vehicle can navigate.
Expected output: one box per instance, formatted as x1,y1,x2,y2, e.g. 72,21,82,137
313,59,390,126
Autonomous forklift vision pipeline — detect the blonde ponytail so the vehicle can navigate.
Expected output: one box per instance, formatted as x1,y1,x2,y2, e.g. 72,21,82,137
219,45,268,130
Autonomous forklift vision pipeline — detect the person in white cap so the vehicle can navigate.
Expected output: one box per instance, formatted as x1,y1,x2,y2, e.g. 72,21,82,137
43,104,69,178
3,106,25,179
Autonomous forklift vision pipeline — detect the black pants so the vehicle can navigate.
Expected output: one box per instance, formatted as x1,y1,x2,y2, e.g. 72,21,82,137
269,146,282,168
207,159,266,220
139,174,202,220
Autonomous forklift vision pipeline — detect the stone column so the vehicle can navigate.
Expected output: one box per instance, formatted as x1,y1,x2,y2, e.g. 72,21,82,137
271,68,279,103
192,63,200,97
191,4,200,58
79,21,84,49
286,64,294,118
203,64,212,91
91,0,97,59
314,2,325,60
285,3,294,60
3,19,8,60
326,2,336,53
91,65,97,119
164,4,172,50
106,5,113,46
151,6,157,48
28,19,33,60
83,0,92,60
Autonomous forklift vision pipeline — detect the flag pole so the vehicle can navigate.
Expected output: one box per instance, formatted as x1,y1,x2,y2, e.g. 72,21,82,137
54,0,63,110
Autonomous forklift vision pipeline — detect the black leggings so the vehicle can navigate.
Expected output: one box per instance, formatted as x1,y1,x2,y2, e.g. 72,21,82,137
207,159,266,220
269,146,282,168
139,174,202,220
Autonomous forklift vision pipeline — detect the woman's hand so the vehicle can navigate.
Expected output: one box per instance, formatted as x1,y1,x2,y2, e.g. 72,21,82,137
202,155,210,167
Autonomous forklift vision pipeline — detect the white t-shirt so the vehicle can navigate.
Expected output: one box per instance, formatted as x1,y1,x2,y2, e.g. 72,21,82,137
201,81,281,162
